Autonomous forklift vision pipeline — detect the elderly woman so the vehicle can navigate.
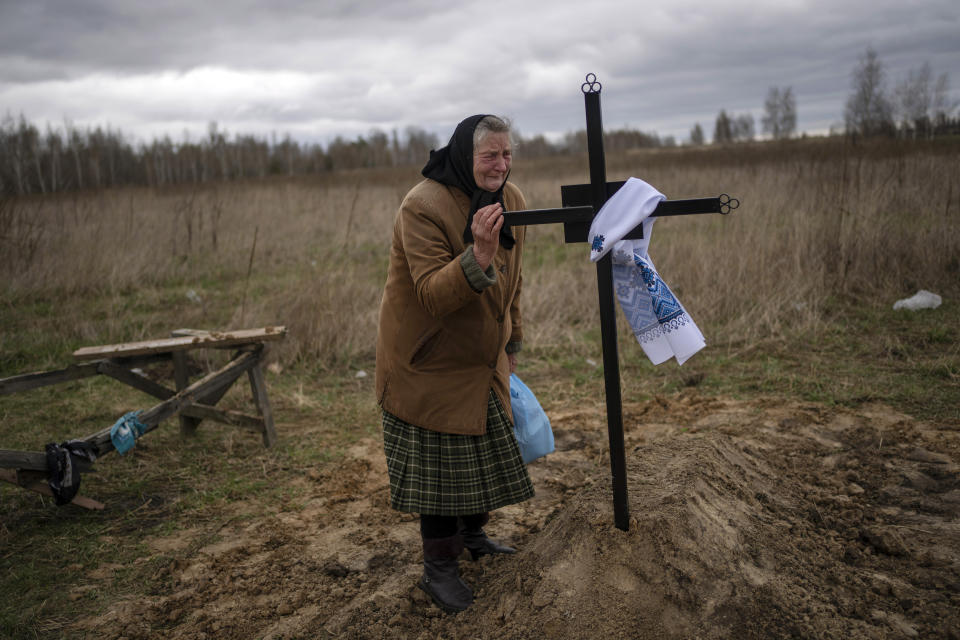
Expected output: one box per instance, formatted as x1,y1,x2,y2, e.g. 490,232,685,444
375,114,533,613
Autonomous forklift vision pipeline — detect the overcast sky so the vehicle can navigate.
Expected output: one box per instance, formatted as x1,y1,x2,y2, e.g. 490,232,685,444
1,0,958,146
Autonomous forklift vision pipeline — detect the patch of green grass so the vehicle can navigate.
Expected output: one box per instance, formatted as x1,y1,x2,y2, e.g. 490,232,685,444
0,501,159,639
522,299,959,424
925,326,954,345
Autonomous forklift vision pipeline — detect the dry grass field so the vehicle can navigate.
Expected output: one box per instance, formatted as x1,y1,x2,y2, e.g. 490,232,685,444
3,137,958,370
1,137,959,639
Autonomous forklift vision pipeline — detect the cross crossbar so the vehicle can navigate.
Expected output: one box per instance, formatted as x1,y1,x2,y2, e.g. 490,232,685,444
503,194,732,243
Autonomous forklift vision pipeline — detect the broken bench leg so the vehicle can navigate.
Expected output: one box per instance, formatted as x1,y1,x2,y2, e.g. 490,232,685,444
247,357,277,448
172,351,201,438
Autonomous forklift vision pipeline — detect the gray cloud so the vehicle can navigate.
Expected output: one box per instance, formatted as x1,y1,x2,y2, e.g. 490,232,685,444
1,0,957,143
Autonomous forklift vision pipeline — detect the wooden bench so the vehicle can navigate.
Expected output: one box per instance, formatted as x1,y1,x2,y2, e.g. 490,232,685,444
0,326,286,508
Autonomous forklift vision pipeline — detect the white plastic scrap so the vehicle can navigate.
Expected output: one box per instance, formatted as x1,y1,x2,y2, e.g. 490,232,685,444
893,290,942,311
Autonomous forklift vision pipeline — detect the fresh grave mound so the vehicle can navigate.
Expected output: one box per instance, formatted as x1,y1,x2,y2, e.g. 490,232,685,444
451,425,960,640
459,435,779,639
63,397,959,640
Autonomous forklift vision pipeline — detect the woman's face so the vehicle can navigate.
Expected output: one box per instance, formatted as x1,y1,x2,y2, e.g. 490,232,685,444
473,132,512,192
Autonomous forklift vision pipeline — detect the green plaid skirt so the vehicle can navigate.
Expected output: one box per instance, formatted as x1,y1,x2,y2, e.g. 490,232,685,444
382,390,534,515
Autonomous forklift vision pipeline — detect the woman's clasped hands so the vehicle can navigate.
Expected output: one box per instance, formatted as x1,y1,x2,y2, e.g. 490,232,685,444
471,203,503,270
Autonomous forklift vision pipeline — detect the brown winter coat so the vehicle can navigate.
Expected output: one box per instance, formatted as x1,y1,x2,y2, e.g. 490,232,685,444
375,178,526,435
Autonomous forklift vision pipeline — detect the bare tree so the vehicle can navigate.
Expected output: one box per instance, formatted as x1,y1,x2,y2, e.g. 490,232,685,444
46,124,62,192
733,113,755,141
604,127,661,151
931,71,958,134
844,48,894,137
367,128,392,167
402,126,439,165
518,134,556,158
762,87,797,139
67,121,84,190
3,114,26,194
562,130,587,154
890,62,960,138
713,110,733,144
689,123,704,146
714,110,754,143
894,62,933,137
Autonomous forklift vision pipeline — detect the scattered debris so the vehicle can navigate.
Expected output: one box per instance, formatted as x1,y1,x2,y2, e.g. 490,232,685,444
893,290,942,311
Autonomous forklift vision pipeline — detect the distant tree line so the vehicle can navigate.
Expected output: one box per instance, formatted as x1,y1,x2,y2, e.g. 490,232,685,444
686,48,957,146
0,118,448,196
0,116,676,196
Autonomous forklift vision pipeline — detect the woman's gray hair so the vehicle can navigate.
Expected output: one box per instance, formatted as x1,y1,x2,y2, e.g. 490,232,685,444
473,115,514,149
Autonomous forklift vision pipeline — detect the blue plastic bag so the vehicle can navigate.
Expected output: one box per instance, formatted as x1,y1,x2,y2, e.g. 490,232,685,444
109,410,148,455
509,373,554,463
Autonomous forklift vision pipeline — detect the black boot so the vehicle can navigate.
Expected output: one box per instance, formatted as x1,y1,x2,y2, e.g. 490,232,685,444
418,534,473,614
461,524,517,561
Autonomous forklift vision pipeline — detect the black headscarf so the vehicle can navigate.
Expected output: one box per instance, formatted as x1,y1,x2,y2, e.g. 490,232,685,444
421,114,515,250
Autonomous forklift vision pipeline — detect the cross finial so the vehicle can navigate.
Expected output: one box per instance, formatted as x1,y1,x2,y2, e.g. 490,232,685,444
719,194,740,214
581,73,602,95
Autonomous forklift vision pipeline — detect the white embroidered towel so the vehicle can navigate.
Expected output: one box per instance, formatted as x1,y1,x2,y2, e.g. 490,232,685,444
588,177,705,365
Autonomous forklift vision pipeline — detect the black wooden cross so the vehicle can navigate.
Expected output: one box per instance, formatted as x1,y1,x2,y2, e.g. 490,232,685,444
503,73,739,531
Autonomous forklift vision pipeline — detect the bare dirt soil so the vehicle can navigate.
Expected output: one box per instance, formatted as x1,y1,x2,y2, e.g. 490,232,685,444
70,392,960,639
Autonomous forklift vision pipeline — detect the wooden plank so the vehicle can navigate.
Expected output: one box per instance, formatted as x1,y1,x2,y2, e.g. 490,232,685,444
181,405,264,431
170,328,211,338
171,351,200,437
0,449,47,471
98,361,246,430
190,372,234,412
0,469,105,510
98,361,176,399
2,468,25,484
99,360,236,409
247,363,277,448
82,350,261,455
16,469,48,485
168,339,240,432
72,326,287,361
139,351,259,429
177,344,253,432
0,363,101,396
172,329,257,351
107,353,173,368
1,449,93,473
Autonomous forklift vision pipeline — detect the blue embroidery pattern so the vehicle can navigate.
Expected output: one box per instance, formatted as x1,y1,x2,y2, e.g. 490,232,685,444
612,254,689,345
636,256,684,324
591,234,605,252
